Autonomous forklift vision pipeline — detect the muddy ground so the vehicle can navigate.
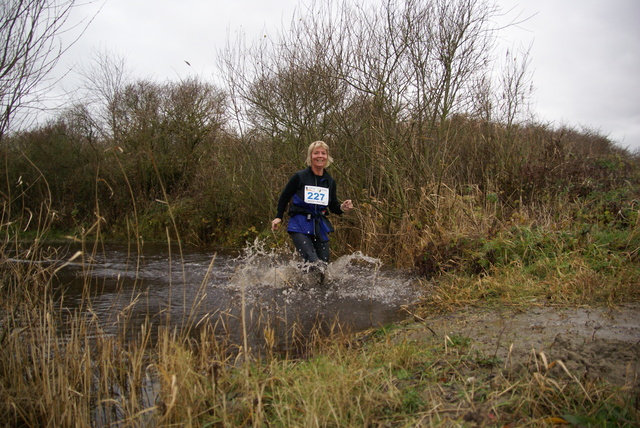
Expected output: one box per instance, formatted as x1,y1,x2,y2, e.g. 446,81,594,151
403,304,640,388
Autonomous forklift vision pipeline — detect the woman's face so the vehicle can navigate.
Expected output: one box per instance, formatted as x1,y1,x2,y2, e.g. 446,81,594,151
311,147,328,170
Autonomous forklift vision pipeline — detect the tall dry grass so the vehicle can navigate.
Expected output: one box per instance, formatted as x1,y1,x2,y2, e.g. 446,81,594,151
0,210,346,426
0,174,639,426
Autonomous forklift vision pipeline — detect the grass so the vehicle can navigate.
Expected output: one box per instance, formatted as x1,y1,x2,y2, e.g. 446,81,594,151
417,220,640,312
145,323,635,427
1,181,639,426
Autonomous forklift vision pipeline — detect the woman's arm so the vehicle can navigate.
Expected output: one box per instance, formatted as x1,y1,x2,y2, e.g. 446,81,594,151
328,181,353,214
275,173,301,219
272,172,301,230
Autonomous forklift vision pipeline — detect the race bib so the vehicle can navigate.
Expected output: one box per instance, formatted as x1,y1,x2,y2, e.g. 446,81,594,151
304,185,329,205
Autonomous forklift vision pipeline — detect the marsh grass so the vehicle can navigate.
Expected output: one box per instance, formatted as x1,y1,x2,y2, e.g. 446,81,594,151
127,322,635,427
1,223,638,427
0,219,366,426
418,214,640,311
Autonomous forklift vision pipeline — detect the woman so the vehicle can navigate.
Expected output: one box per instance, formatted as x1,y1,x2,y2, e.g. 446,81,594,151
271,141,353,267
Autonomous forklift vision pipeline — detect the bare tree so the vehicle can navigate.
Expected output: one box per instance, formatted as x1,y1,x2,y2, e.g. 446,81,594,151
218,0,532,216
77,48,132,143
0,0,86,140
498,46,533,131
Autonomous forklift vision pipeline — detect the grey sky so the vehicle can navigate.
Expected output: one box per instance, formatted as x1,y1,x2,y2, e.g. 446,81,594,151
58,0,640,151
497,0,640,151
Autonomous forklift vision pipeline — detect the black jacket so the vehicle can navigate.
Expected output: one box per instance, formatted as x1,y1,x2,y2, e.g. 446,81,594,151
275,167,343,241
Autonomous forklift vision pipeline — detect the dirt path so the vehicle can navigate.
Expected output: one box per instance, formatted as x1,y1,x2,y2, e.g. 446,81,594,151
411,304,640,387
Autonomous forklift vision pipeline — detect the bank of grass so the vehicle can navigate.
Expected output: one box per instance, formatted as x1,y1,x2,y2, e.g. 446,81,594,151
201,328,638,427
417,206,640,313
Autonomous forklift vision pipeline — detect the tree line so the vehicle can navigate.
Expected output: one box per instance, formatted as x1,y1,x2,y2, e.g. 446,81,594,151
2,0,637,266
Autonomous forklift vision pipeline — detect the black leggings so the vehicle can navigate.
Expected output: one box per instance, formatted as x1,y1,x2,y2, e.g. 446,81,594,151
289,232,330,265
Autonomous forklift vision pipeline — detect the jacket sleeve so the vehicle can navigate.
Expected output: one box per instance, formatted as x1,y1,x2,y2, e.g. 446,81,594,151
275,172,301,219
327,180,344,215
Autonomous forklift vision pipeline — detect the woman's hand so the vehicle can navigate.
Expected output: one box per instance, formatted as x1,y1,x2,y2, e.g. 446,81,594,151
341,199,353,212
271,218,282,231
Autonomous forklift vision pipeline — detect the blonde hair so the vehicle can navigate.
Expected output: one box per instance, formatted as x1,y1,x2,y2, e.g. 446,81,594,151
305,140,334,168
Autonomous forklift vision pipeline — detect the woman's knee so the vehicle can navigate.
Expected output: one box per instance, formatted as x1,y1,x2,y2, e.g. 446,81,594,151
290,233,319,262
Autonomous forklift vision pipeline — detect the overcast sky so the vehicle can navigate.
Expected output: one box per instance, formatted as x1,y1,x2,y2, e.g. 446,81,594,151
57,0,640,151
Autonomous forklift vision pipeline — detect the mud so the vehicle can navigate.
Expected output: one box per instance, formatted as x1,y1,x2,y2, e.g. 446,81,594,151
406,304,640,387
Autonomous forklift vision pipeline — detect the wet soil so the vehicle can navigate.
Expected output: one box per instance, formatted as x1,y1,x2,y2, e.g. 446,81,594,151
405,304,640,387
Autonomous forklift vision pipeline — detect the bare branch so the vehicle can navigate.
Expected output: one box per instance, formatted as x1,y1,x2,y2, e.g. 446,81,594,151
0,0,94,139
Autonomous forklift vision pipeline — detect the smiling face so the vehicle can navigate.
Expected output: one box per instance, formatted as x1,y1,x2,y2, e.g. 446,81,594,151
311,147,328,171
306,141,333,173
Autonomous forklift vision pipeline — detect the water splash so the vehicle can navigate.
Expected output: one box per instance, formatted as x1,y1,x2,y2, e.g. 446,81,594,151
223,240,423,306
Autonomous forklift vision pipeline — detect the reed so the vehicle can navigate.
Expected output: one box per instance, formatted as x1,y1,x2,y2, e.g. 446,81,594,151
1,231,638,427
0,211,353,426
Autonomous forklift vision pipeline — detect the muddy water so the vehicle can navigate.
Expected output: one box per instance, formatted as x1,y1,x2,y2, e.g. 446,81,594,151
54,242,423,352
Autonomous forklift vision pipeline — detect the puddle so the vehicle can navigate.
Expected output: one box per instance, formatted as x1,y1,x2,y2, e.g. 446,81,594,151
51,241,424,350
